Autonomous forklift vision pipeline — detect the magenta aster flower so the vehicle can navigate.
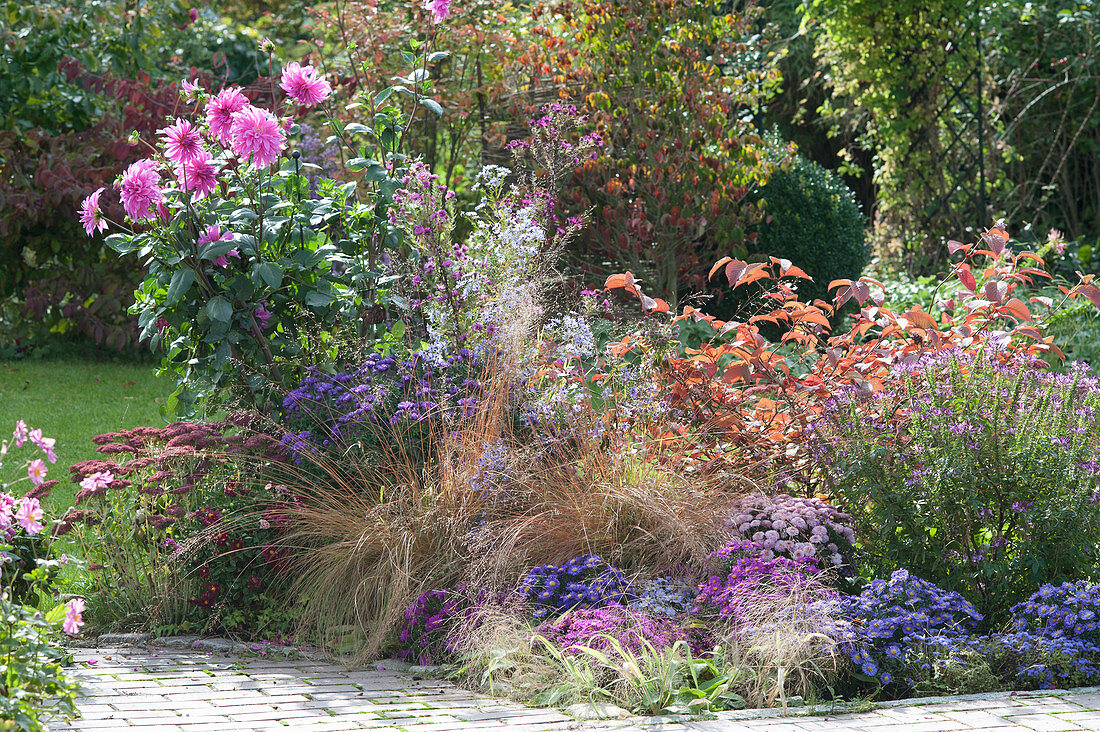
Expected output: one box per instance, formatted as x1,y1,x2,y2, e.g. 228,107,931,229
424,0,450,23
79,187,108,236
206,87,248,144
280,62,332,107
230,106,286,169
178,150,219,199
63,598,85,636
118,159,163,221
159,119,205,165
15,496,44,534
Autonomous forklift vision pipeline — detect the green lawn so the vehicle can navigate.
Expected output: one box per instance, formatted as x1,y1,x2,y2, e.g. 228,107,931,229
0,358,169,512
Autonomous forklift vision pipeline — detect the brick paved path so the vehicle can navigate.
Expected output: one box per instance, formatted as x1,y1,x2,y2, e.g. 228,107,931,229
47,645,1100,732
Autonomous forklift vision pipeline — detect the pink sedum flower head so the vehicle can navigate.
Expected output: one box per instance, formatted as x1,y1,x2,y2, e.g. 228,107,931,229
206,87,249,145
424,0,450,23
15,496,44,534
230,106,286,169
12,419,28,447
178,149,219,200
79,187,108,236
159,119,205,165
118,159,164,221
280,62,332,107
63,598,85,636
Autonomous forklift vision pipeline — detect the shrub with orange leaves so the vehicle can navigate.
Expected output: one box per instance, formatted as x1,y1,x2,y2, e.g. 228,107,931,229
598,223,1100,488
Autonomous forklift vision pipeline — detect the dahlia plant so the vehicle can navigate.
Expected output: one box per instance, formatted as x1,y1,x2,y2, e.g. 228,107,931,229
79,36,450,415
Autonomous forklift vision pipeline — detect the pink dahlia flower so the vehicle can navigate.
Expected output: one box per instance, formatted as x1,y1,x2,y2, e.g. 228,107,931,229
79,187,108,236
178,149,219,200
280,62,332,107
198,225,239,266
206,87,248,144
159,118,205,165
230,106,286,169
118,159,163,221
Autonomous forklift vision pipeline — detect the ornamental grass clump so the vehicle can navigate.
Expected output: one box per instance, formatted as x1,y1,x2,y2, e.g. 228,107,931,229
818,353,1100,623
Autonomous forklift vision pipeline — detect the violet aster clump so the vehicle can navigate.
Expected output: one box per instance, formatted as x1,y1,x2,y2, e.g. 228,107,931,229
537,602,700,656
517,554,632,620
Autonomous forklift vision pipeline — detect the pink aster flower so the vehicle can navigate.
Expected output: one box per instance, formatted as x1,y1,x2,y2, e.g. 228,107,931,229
254,303,274,329
159,119,205,165
424,0,450,23
12,420,27,447
118,159,164,221
15,496,44,535
27,459,47,487
79,187,108,236
178,149,219,200
280,62,332,107
206,87,248,145
63,598,85,636
230,106,286,169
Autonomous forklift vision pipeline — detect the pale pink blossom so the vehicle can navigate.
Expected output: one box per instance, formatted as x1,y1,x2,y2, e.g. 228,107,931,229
12,420,27,447
206,87,248,144
15,496,44,534
118,159,164,221
424,0,450,23
28,428,56,463
63,598,85,635
230,106,286,168
0,494,14,529
79,471,113,496
177,149,219,200
159,119,205,165
27,459,47,487
280,62,332,107
79,187,108,236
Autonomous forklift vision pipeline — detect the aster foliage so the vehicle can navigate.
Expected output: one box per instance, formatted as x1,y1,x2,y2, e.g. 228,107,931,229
818,353,1100,622
819,570,983,689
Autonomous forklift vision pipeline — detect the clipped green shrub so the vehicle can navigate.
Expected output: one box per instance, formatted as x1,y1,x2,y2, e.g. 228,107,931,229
752,152,867,305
